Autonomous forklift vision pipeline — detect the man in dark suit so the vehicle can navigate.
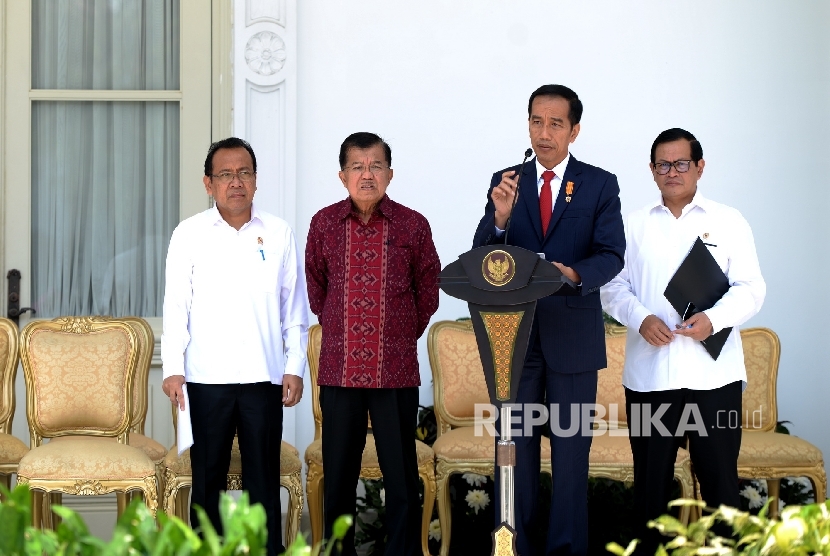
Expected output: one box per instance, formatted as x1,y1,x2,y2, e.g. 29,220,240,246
473,84,625,556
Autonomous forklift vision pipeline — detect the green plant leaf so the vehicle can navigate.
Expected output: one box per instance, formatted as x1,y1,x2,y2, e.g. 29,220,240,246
0,484,30,555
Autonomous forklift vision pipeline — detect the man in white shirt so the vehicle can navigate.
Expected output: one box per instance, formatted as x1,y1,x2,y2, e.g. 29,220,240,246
601,128,765,553
161,137,309,555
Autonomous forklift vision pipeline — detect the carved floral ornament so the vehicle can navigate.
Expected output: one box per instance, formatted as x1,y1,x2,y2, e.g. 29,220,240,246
245,31,287,76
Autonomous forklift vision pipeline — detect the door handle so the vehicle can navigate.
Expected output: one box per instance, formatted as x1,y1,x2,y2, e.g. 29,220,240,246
7,269,36,325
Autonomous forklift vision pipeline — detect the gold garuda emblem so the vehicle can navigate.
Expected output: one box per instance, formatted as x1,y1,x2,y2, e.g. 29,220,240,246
482,250,516,286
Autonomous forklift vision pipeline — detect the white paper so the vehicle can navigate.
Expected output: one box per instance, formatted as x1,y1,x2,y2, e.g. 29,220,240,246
177,384,194,456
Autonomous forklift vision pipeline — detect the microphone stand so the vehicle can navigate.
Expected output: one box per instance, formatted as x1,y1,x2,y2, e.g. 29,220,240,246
503,148,533,246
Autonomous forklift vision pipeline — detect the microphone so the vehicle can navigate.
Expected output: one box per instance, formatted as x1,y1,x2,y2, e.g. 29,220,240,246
503,148,534,245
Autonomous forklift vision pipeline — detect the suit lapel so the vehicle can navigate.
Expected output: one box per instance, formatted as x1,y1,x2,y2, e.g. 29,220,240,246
543,156,583,244
517,160,543,242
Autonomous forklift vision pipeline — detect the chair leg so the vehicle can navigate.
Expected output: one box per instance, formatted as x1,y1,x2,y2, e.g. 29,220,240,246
419,465,436,556
31,490,44,529
767,479,781,519
282,471,304,547
117,492,129,518
435,466,452,556
674,462,694,526
306,465,325,546
807,469,828,503
0,474,10,500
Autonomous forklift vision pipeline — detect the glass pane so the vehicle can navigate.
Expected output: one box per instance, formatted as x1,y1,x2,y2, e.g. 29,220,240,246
32,0,180,90
31,101,180,317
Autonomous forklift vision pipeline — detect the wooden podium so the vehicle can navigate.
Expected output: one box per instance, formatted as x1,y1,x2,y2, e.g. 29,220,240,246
439,245,575,556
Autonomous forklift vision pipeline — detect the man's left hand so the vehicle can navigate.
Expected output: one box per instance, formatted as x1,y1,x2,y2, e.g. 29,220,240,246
282,375,304,407
673,312,714,341
551,261,581,284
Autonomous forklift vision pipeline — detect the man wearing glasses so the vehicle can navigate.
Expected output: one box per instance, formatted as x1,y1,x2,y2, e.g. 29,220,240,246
162,137,309,556
601,128,765,554
305,132,440,556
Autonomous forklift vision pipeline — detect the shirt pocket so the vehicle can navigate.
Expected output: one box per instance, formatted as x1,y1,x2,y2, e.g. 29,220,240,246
255,248,281,293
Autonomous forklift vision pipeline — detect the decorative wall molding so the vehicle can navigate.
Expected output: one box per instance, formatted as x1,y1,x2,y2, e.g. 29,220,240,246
247,0,285,27
245,31,287,76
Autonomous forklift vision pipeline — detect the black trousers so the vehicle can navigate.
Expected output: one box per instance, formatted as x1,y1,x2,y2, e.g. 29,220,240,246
495,334,598,556
188,381,284,556
625,381,742,555
320,386,421,556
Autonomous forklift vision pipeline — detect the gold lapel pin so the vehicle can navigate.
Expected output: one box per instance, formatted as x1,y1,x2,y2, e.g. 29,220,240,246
257,237,264,245
702,233,709,239
565,181,574,203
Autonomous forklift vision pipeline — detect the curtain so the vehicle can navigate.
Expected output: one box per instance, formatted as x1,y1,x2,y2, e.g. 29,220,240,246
31,0,180,317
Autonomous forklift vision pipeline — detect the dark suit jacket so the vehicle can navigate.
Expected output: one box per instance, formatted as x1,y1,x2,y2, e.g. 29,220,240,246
473,155,625,374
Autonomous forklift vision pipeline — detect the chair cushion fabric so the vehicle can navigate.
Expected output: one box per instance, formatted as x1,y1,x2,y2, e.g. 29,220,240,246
51,434,167,463
18,437,155,479
0,433,28,463
27,327,132,434
432,426,495,462
739,432,824,467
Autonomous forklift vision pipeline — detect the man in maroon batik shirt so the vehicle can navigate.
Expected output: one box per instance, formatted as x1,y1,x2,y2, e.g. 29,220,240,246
305,132,440,556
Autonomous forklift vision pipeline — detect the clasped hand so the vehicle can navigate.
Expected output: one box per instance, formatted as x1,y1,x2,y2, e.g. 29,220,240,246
639,313,713,346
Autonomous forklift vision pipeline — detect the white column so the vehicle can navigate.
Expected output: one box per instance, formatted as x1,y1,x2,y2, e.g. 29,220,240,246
233,0,298,446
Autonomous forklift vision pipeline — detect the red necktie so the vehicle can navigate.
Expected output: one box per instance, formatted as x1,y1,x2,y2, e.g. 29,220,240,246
540,170,555,235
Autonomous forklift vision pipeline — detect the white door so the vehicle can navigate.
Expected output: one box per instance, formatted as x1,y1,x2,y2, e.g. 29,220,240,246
1,0,214,444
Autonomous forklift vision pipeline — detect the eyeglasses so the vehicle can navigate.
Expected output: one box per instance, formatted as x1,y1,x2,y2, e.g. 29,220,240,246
346,164,389,175
653,160,692,175
211,171,255,184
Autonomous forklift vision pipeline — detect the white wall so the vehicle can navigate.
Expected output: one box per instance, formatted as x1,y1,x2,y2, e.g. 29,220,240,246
294,1,830,482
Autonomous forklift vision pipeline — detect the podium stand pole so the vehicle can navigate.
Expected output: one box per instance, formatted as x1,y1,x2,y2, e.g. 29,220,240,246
497,405,516,528
439,245,576,554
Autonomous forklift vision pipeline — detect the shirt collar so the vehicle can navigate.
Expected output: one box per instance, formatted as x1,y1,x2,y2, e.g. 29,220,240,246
651,190,711,215
337,194,396,221
207,203,262,227
535,152,571,183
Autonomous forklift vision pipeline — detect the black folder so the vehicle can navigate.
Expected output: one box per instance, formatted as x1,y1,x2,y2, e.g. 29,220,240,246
664,237,732,360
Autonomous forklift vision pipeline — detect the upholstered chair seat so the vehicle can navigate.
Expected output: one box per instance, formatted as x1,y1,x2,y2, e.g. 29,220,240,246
738,433,824,467
20,437,156,479
161,426,304,546
304,324,436,556
0,434,28,464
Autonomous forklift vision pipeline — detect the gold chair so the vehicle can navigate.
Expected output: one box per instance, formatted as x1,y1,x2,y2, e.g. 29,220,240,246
305,324,437,556
16,316,158,526
46,316,167,516
161,398,305,545
0,317,28,497
427,321,695,556
734,327,826,518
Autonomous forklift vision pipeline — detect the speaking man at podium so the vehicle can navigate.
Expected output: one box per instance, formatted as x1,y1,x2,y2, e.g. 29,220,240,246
601,128,765,555
473,85,625,555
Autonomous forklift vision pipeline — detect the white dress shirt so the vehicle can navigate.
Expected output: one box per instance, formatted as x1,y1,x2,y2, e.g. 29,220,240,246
161,204,309,385
495,153,571,235
601,193,765,392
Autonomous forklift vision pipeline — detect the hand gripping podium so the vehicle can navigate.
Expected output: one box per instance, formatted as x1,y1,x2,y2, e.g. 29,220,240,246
439,245,576,556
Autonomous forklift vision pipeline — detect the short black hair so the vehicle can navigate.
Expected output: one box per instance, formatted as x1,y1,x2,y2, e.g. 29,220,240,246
650,128,703,164
528,84,583,127
339,132,392,170
204,137,257,176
